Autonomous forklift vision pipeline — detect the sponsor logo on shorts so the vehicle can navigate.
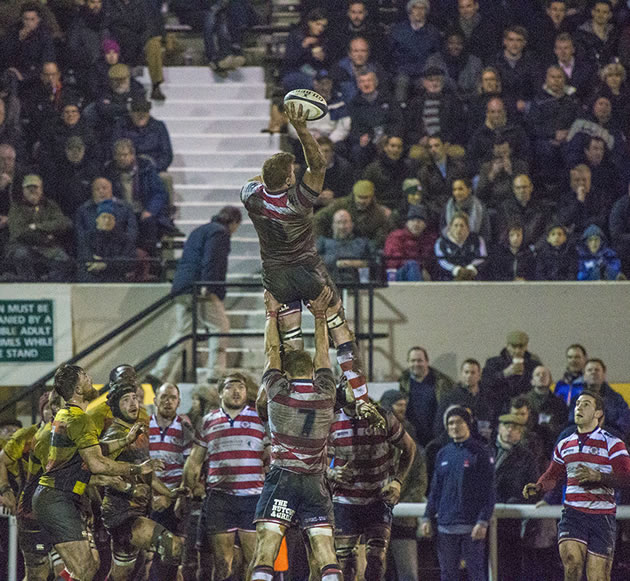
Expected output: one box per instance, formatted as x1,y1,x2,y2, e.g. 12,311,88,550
270,499,295,522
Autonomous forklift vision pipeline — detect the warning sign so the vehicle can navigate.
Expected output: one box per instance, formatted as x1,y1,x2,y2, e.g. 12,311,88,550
0,300,54,362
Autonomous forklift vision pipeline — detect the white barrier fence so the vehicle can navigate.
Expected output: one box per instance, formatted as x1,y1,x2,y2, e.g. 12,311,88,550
3,503,630,581
393,503,630,581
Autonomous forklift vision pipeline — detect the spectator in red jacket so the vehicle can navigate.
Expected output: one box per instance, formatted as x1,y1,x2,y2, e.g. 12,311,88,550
384,205,437,280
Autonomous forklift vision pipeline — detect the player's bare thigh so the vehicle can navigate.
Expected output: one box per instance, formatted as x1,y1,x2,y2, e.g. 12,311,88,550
559,539,587,581
585,550,613,581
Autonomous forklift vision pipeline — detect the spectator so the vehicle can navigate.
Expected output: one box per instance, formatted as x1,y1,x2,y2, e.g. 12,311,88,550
556,164,610,237
425,29,483,103
524,365,569,455
66,0,108,99
379,390,427,581
0,143,24,204
575,0,618,66
535,223,577,280
77,198,136,282
509,396,550,471
347,71,403,167
565,96,629,174
551,32,598,102
391,177,428,227
313,179,392,248
389,0,441,104
282,8,330,91
451,0,501,63
567,358,630,438
480,329,541,420
609,182,630,276
434,211,487,280
362,134,417,211
440,176,492,244
597,62,630,137
47,136,101,219
477,139,529,211
146,206,242,384
287,71,351,158
493,412,539,580
487,221,536,281
577,224,622,280
554,343,588,407
330,36,389,105
384,205,437,280
1,2,55,86
37,95,98,181
498,174,547,248
311,136,353,209
467,66,507,134
534,0,572,60
85,39,123,103
491,26,540,114
527,65,579,185
467,97,530,173
5,174,73,281
316,208,375,284
0,97,24,157
113,97,173,173
104,0,148,69
105,138,173,276
405,66,467,147
422,406,495,581
75,177,138,270
398,345,455,447
327,0,388,64
579,135,624,200
417,134,467,220
87,63,145,142
435,358,494,442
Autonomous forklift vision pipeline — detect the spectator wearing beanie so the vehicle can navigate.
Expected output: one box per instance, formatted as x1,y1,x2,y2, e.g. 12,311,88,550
422,405,495,581
384,205,436,281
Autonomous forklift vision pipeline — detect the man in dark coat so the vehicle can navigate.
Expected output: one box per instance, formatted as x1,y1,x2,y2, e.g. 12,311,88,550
146,206,242,385
480,329,541,421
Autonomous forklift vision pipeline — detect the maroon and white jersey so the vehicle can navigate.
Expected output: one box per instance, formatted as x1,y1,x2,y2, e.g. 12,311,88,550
548,427,630,514
328,409,404,505
240,180,320,269
149,414,195,489
195,405,268,496
263,368,336,474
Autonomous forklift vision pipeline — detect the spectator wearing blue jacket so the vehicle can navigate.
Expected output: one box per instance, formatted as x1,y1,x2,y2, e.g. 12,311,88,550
422,406,495,581
554,344,587,407
147,206,242,385
390,0,440,104
577,224,622,281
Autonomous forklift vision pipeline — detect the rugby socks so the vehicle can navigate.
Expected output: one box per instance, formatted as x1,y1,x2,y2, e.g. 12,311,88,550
251,565,274,581
321,563,343,581
337,342,368,401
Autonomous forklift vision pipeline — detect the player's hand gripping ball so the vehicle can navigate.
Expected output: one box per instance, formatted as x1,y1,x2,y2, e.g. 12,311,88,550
283,89,328,121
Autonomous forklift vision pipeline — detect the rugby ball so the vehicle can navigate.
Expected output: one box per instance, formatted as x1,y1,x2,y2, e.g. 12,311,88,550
284,89,328,121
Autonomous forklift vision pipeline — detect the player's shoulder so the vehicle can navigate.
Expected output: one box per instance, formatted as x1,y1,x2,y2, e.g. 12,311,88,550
241,180,264,203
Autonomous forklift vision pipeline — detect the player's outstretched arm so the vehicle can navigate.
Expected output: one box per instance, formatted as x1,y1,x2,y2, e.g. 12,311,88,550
80,444,163,477
286,102,326,193
308,286,333,370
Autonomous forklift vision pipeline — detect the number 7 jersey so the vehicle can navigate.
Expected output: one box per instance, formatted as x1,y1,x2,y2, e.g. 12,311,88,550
263,368,336,474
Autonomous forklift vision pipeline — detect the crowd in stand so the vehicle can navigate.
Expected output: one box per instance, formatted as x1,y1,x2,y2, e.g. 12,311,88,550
0,0,187,282
276,0,630,282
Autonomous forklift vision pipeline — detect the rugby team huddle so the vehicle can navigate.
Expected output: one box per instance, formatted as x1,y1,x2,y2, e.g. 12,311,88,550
0,103,629,581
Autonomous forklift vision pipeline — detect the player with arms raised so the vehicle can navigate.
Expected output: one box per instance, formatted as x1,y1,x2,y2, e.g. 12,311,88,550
241,102,380,425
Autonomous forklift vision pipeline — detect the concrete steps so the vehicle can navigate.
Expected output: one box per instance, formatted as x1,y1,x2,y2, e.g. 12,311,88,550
153,100,270,117
172,151,271,168
170,167,260,185
169,134,280,151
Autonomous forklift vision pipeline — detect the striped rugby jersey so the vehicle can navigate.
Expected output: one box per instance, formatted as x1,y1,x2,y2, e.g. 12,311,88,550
39,405,100,495
240,180,320,269
328,409,404,504
195,405,268,495
149,414,194,489
264,368,336,474
544,427,630,514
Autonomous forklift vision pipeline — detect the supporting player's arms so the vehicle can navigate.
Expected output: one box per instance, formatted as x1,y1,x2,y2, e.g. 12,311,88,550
286,103,326,193
80,444,162,477
308,286,333,370
182,443,206,491
256,384,269,422
263,290,282,373
381,431,416,505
